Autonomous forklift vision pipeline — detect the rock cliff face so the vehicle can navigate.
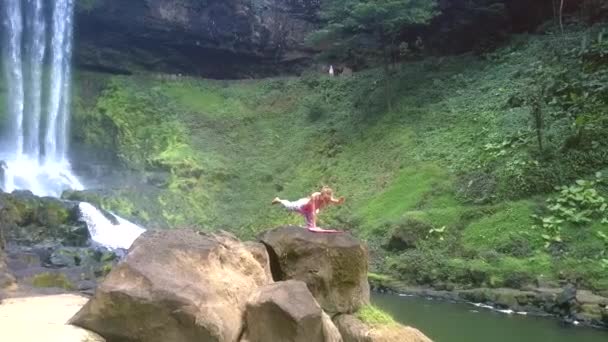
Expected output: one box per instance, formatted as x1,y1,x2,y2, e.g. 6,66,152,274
74,0,321,78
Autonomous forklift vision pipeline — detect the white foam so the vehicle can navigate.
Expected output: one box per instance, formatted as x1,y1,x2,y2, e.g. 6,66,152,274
78,202,146,251
0,155,83,197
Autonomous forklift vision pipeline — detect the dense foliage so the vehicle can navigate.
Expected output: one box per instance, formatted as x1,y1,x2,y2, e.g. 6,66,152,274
65,23,608,296
311,0,439,66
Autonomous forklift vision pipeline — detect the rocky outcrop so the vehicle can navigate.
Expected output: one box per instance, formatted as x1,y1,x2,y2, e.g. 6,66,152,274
0,191,89,247
0,249,16,292
334,315,432,342
67,226,431,341
259,226,370,314
74,0,321,78
244,280,341,342
70,230,272,342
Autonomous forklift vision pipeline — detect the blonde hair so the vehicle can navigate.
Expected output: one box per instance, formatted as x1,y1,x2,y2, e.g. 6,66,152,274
321,186,333,194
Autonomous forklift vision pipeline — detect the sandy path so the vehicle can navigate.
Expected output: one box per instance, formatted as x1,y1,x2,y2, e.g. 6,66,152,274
0,294,104,342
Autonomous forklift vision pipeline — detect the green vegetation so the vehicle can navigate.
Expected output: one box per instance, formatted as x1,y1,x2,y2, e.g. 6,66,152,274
312,0,438,65
31,273,75,290
356,305,396,325
71,25,608,294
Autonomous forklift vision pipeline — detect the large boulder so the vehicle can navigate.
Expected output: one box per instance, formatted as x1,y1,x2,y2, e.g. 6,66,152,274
259,226,370,314
244,280,342,342
334,315,432,342
70,230,272,342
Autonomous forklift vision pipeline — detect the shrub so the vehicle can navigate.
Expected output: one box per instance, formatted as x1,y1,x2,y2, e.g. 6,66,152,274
356,305,396,325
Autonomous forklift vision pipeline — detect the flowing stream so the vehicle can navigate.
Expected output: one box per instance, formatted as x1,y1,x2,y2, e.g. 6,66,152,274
78,202,146,251
1,0,82,197
373,293,607,342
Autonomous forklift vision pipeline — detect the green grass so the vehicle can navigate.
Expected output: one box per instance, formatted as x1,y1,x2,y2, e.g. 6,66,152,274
356,305,396,325
462,201,543,256
358,164,448,227
69,28,608,292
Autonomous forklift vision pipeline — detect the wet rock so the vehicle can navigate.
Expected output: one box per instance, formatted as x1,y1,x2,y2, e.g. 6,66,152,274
70,229,272,342
49,247,100,268
556,284,577,310
260,225,370,314
0,192,89,247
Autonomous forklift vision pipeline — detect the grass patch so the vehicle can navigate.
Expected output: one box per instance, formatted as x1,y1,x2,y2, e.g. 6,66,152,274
368,272,393,282
359,164,448,227
31,273,75,290
462,201,543,257
356,305,396,325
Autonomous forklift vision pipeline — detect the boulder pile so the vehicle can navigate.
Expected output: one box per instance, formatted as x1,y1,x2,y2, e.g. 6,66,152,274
70,226,432,342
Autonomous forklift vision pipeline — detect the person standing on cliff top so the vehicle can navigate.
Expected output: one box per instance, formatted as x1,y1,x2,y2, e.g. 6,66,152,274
272,186,345,232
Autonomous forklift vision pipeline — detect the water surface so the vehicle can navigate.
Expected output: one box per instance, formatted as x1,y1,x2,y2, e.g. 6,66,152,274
373,293,607,342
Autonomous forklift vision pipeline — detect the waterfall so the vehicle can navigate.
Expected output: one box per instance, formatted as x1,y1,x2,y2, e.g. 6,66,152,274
1,0,83,197
78,202,146,251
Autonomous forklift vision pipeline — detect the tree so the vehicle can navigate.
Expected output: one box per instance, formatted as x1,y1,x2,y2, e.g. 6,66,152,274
311,0,439,110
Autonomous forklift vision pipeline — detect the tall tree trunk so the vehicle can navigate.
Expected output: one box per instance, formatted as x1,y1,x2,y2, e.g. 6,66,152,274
532,100,544,153
552,0,559,25
382,43,393,112
559,0,565,33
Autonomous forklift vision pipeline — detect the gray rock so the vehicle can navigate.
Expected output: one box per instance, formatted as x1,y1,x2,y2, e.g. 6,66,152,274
244,280,327,342
70,230,272,342
259,226,370,314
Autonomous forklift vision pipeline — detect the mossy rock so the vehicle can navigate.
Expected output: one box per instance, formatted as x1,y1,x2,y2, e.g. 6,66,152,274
356,305,395,325
334,314,432,342
31,272,75,290
0,192,89,246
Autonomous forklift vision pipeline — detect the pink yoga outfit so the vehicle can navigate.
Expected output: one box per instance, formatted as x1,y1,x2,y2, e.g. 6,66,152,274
278,198,314,227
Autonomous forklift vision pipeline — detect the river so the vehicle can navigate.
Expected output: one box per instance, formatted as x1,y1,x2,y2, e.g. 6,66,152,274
373,293,607,342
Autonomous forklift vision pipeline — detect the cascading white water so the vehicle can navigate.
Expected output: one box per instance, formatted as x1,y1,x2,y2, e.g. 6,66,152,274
1,0,83,197
3,0,25,156
78,202,146,251
24,0,46,156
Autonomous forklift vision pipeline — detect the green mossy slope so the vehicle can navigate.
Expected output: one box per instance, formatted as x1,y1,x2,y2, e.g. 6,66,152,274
69,29,608,293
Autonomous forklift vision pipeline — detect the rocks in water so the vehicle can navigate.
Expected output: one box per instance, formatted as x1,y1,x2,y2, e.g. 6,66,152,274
556,284,577,308
244,280,340,342
334,314,432,342
50,247,94,268
259,225,370,314
70,230,272,342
